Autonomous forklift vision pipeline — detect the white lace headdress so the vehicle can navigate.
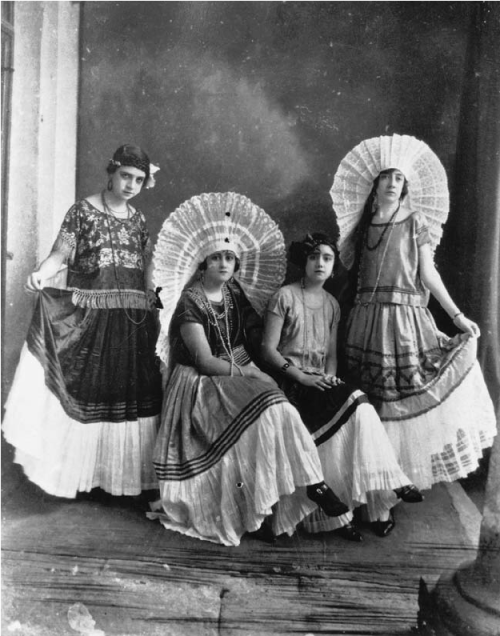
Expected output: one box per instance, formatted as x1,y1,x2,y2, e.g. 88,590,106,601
153,192,286,369
330,134,450,269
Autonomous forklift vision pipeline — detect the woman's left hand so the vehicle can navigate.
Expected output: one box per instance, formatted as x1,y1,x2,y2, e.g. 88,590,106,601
324,374,344,386
454,314,480,338
146,289,157,310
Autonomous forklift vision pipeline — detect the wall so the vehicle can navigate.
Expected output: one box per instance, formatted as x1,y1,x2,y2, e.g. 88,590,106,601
77,0,470,274
2,1,80,402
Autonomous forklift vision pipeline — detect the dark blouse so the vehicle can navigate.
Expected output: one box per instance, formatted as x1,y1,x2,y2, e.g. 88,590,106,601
170,281,258,367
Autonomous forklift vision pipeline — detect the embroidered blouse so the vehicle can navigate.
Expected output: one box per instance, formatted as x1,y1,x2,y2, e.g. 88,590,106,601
52,200,151,309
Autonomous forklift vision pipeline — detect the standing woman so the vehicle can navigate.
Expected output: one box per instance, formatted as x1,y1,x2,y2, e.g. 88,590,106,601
2,144,163,498
148,193,349,547
331,134,496,491
261,233,422,540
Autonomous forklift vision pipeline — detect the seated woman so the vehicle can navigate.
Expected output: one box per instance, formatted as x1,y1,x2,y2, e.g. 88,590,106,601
261,233,423,540
147,193,348,547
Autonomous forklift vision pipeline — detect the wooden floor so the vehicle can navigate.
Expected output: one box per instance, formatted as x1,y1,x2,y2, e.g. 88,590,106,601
2,459,481,636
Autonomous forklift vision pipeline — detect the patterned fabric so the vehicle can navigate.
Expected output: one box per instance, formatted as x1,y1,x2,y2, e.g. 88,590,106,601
149,281,328,545
2,197,162,496
53,199,151,305
27,288,161,423
345,210,496,487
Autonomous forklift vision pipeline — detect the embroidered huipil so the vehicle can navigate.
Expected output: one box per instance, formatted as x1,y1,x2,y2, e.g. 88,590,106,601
53,200,151,309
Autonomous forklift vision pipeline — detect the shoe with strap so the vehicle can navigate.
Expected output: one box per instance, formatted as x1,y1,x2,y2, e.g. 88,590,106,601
306,482,349,517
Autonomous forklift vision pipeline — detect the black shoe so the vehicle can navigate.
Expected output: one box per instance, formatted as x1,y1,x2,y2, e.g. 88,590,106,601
307,482,349,517
372,511,396,537
394,484,424,503
249,522,276,544
334,523,363,542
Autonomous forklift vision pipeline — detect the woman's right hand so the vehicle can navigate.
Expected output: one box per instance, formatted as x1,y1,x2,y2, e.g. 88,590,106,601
241,365,277,386
298,372,332,392
26,271,44,291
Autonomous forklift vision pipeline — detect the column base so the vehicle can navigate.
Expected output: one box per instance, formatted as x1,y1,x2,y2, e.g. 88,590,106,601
418,561,500,636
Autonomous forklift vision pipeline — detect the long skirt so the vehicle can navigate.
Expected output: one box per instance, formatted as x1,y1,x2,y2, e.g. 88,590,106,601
345,303,497,490
147,363,324,547
2,288,162,498
282,379,411,532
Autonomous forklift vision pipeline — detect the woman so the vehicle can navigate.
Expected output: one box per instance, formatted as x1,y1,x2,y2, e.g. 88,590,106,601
2,144,162,498
261,233,422,540
148,192,348,547
331,134,496,491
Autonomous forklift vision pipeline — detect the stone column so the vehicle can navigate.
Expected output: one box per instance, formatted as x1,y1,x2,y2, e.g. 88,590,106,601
418,430,500,635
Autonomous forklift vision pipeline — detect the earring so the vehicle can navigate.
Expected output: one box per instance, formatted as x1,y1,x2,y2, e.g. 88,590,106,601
199,271,205,284
107,179,113,191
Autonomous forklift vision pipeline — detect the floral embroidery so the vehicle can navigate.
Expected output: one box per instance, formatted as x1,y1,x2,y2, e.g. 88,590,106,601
53,200,149,290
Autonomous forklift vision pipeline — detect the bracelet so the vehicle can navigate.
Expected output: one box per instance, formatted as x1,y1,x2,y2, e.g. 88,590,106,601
281,362,290,373
452,312,464,321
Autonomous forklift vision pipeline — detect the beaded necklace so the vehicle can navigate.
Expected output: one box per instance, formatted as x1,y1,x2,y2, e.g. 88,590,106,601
364,203,400,251
359,205,400,307
102,191,148,326
101,190,132,221
195,283,239,376
300,278,329,371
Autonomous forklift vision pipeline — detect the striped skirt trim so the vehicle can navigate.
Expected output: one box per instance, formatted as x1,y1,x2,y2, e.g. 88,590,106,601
154,388,289,481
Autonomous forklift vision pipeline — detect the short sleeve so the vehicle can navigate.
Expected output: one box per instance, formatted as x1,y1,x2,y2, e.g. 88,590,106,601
174,291,206,326
138,211,152,257
51,203,81,258
413,212,431,248
326,293,341,327
266,288,289,320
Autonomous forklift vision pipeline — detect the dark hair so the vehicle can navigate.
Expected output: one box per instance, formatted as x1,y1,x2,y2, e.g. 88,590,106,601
289,233,338,270
198,252,241,273
106,144,150,181
348,168,409,293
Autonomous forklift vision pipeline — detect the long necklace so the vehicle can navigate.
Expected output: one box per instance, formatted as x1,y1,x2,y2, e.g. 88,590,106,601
101,190,131,221
202,284,238,375
300,278,329,371
102,192,148,326
365,203,400,251
360,208,400,306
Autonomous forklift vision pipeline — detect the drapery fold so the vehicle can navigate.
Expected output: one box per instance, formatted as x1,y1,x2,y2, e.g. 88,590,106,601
447,2,500,416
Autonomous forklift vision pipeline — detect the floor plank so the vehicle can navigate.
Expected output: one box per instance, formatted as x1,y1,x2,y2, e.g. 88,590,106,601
2,476,478,635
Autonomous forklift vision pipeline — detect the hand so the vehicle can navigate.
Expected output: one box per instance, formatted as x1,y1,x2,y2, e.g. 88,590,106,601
26,271,44,292
241,366,277,386
299,372,334,392
324,374,344,386
454,314,480,338
146,289,157,310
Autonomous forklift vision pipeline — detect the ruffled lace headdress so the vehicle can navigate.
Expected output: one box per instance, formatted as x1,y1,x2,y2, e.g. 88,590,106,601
153,192,286,373
330,134,450,269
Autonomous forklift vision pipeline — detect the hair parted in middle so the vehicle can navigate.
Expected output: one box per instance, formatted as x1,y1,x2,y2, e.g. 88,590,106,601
289,233,338,270
198,252,241,273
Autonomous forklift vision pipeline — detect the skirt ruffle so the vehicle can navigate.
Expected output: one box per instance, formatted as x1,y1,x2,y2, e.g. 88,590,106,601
346,303,497,489
295,389,411,533
3,347,159,498
148,364,324,546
